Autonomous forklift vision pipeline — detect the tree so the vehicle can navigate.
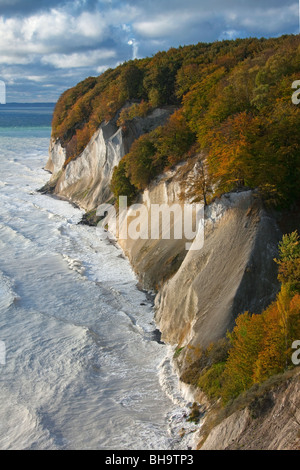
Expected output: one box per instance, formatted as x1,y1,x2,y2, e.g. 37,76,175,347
206,111,260,194
274,231,300,293
221,312,265,402
125,134,157,190
143,61,180,106
119,64,144,100
110,159,137,205
178,155,213,206
155,110,196,167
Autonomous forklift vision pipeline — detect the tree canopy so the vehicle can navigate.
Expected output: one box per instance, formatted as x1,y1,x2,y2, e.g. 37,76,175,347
52,34,300,208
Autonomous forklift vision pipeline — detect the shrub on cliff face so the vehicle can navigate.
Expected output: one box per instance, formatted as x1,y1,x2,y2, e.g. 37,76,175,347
125,134,158,191
274,230,300,293
116,100,152,127
110,159,137,205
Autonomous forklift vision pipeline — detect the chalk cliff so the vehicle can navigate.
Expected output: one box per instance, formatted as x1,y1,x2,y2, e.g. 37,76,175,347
45,106,172,210
155,190,282,352
44,108,298,450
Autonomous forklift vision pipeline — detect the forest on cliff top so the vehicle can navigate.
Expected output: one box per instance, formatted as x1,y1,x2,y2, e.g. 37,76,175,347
52,33,300,209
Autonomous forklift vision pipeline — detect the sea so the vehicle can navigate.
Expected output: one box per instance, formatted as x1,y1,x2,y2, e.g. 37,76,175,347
0,103,197,450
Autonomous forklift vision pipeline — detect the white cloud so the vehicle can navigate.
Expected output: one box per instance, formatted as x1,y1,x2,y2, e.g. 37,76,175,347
236,4,298,32
0,8,109,66
42,49,116,68
25,75,48,82
19,8,107,43
133,11,200,38
96,65,109,74
132,2,298,40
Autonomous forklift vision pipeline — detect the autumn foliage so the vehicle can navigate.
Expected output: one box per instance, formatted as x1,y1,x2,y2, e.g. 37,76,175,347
194,231,300,404
53,34,300,207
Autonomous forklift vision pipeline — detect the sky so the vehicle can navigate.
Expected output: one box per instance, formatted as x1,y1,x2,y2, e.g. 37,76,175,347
0,0,298,103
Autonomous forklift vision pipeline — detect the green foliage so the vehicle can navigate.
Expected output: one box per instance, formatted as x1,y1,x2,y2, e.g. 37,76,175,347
113,110,196,197
118,64,144,101
53,34,300,208
197,362,226,400
274,231,300,292
110,159,137,205
173,346,184,359
116,100,152,127
143,52,181,106
125,134,157,190
154,110,196,167
180,338,230,391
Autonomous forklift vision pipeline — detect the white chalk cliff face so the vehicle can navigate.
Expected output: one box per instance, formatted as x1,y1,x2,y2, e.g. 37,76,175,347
45,107,172,211
155,190,282,353
45,137,66,175
56,121,124,210
113,173,282,358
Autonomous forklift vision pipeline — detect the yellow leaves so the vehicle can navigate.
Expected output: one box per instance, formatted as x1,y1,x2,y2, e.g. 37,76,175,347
220,287,300,402
116,100,151,127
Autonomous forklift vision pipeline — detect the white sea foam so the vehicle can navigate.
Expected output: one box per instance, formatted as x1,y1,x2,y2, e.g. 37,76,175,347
62,254,86,275
0,127,196,450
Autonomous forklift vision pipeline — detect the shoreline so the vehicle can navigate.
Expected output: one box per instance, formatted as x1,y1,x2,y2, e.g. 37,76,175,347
37,181,200,450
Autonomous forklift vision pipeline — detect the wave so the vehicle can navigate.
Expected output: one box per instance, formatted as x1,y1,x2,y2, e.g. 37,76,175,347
157,346,201,450
0,271,20,311
61,254,86,276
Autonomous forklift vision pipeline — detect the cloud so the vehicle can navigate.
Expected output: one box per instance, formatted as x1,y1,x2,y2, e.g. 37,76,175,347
42,49,117,68
25,75,48,82
1,8,108,49
0,0,298,102
132,1,298,43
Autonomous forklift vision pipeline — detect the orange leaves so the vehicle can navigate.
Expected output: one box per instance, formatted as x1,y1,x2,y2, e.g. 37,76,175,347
51,33,300,208
155,109,196,167
206,111,260,192
221,312,265,400
221,288,300,402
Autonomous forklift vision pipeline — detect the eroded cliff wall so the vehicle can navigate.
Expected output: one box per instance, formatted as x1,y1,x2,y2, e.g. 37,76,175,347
45,107,172,210
155,190,282,352
113,180,282,368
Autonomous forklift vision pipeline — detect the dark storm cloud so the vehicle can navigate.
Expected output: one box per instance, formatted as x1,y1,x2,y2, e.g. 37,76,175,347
0,0,298,102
